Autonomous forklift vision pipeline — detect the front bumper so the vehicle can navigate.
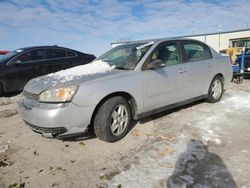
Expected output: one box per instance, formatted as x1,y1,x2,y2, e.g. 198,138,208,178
17,94,94,138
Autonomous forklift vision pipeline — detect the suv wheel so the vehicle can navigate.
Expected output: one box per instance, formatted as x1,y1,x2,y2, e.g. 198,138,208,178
94,96,132,142
207,75,224,103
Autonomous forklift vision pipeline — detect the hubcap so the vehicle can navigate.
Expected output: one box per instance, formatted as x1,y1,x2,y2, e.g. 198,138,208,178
211,80,222,99
110,104,128,136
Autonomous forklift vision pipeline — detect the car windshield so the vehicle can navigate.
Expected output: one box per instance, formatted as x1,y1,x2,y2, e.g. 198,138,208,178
0,49,23,62
96,42,154,70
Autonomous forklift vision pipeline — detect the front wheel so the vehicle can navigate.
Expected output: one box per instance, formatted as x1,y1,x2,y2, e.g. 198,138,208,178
0,84,4,97
207,75,224,103
93,96,132,142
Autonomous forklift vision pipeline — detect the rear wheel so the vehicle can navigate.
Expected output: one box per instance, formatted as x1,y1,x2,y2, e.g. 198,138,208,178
207,75,224,103
93,96,132,142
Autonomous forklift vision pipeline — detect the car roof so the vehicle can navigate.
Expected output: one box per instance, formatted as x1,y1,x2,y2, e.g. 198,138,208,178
17,45,77,52
116,38,205,46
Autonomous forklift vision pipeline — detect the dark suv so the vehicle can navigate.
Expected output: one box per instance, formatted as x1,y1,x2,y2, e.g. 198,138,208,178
235,49,250,76
0,46,95,96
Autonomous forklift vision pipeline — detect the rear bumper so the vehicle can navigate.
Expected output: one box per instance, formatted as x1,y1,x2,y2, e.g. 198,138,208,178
17,94,94,138
244,69,250,75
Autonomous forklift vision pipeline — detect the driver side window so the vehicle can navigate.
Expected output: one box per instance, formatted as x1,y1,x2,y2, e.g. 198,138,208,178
150,43,180,66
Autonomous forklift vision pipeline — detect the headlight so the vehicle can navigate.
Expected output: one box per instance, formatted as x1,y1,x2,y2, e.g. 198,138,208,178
39,85,78,102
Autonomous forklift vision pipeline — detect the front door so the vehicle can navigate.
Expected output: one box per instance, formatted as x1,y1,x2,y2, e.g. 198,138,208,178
8,48,46,90
142,41,189,112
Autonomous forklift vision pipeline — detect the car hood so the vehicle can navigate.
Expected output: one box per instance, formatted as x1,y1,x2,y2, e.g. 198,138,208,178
23,60,135,95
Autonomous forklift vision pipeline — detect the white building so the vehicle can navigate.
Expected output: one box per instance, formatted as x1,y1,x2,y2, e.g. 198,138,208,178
111,28,250,52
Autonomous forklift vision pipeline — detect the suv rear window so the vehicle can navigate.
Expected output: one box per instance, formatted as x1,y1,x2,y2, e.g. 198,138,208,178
183,42,212,62
46,49,66,59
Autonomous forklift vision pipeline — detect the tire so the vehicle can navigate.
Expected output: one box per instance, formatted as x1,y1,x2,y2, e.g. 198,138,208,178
93,96,132,142
0,84,4,97
207,75,224,103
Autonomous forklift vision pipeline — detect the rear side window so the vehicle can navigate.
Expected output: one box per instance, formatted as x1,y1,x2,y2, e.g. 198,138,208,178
12,49,44,63
183,42,212,62
46,49,66,59
67,50,77,57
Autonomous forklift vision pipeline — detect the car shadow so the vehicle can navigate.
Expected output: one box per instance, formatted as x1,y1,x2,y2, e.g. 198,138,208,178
61,120,138,142
167,139,237,188
62,100,204,142
139,99,204,124
61,119,138,142
61,125,97,142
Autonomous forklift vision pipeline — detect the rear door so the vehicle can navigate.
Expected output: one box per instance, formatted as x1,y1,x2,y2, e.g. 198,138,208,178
180,41,214,97
141,41,189,112
7,48,46,90
66,50,80,67
45,48,68,74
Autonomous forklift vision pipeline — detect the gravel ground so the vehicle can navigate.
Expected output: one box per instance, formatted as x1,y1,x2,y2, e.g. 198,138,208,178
0,80,250,188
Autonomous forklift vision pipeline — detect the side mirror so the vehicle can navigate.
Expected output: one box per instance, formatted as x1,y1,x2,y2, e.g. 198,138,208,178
7,59,21,65
145,59,165,70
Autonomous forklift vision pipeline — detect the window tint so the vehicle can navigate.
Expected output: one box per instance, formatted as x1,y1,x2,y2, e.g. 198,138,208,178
46,49,66,59
184,42,212,62
13,49,44,63
150,43,180,66
67,50,77,57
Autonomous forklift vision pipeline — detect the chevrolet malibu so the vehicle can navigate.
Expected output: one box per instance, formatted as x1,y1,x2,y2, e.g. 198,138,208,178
17,39,232,142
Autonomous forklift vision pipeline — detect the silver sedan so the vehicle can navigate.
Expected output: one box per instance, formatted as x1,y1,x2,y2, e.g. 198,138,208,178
17,39,232,142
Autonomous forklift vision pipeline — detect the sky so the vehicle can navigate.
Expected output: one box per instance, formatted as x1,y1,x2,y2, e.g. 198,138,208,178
0,0,250,56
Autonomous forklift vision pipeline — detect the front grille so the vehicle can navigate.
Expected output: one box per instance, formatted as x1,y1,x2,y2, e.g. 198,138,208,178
25,121,67,135
22,91,39,101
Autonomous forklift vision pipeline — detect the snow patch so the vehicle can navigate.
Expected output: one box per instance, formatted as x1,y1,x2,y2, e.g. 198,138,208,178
40,60,115,85
104,135,189,188
0,141,10,153
206,130,214,134
194,114,225,145
51,60,114,78
222,91,250,109
196,90,250,145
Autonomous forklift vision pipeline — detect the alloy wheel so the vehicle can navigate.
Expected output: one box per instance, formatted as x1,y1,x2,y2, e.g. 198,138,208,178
110,104,129,136
212,80,222,99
